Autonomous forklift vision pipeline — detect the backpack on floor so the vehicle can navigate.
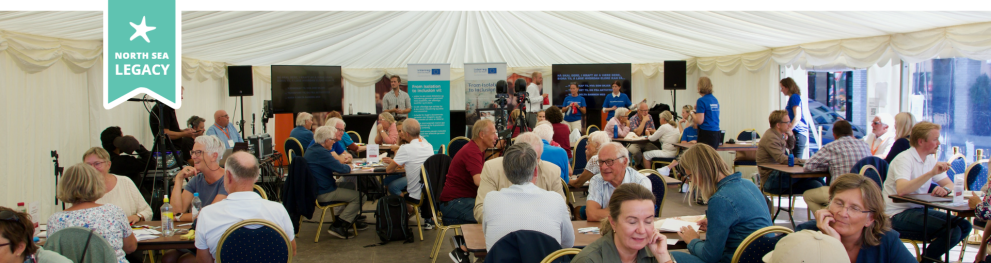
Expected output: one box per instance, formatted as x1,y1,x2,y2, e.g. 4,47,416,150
375,195,413,244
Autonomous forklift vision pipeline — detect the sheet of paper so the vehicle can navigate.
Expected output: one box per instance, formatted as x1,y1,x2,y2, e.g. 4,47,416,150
135,234,159,241
134,229,162,235
667,238,679,245
655,219,701,233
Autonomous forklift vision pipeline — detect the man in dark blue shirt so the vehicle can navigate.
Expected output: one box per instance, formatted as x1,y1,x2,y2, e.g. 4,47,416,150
289,112,315,149
304,125,366,239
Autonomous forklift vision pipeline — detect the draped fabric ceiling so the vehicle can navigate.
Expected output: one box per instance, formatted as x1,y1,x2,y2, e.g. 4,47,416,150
3,11,991,76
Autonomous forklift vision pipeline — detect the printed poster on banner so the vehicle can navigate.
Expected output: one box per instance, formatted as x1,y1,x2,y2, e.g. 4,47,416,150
407,64,450,152
464,63,507,127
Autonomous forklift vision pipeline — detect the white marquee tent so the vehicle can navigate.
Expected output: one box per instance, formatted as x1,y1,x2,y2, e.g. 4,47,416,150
2,11,991,218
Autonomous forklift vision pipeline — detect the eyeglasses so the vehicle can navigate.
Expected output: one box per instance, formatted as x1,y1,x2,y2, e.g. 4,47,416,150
597,157,626,166
872,121,882,125
86,161,107,167
829,200,873,215
191,150,205,156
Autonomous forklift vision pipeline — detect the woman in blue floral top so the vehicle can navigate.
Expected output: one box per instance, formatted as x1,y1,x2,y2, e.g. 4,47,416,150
47,164,136,263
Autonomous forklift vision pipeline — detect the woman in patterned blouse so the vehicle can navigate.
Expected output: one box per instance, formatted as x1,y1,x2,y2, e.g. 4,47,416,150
47,164,136,263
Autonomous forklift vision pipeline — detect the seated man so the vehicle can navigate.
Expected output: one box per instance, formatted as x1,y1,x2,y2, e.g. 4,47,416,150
327,111,366,154
883,122,972,261
149,86,196,163
802,120,871,211
438,119,496,225
195,152,296,263
289,112,315,149
586,142,652,222
864,113,896,158
100,126,154,183
532,124,571,183
186,116,206,139
381,118,433,210
627,102,661,168
474,132,565,223
757,110,822,194
205,110,244,149
305,126,368,239
482,143,574,251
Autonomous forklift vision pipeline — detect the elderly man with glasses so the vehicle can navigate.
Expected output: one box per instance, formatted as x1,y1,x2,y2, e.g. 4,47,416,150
205,110,244,149
585,142,653,222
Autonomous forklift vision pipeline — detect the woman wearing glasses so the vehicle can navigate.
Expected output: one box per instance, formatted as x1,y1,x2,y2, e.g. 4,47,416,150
375,113,400,145
47,164,137,263
82,147,153,225
671,144,771,263
0,207,71,263
796,174,914,262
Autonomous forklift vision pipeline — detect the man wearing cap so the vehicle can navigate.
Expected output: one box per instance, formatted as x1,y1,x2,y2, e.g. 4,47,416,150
100,126,154,183
763,230,850,263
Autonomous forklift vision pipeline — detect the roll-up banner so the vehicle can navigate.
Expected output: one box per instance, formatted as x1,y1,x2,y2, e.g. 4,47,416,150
464,63,508,129
407,64,451,152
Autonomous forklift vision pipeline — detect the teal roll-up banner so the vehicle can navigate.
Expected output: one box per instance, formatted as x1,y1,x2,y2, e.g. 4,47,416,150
407,64,450,152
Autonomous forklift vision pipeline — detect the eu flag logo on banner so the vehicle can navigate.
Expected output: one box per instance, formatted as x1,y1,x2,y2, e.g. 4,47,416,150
488,68,497,74
104,0,179,109
431,69,440,75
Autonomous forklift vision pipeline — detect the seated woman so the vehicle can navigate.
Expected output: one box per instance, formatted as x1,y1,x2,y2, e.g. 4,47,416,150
884,112,916,164
604,108,631,139
569,131,610,189
374,112,400,145
672,144,771,263
545,106,573,159
642,111,681,167
572,184,674,263
0,207,72,263
796,173,915,262
47,164,137,263
82,147,153,224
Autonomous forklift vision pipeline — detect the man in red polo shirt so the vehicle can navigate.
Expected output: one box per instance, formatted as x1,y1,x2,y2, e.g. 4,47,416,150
439,119,497,225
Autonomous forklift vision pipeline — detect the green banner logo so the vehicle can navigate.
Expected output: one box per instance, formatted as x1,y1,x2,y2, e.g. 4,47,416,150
104,0,178,109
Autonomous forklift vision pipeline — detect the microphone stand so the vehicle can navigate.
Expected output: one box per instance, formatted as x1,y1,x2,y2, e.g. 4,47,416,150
51,151,64,210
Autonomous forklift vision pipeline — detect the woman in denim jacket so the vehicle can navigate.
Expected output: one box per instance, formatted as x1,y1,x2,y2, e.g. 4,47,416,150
672,144,772,263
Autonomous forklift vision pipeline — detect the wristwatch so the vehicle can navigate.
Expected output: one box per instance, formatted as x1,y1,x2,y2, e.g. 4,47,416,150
943,186,953,194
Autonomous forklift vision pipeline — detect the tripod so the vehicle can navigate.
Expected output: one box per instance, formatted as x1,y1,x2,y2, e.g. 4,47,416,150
51,151,64,210
132,97,187,219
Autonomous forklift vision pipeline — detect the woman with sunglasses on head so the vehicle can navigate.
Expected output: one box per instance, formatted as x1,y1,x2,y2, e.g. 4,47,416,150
796,173,914,262
671,144,771,263
0,207,72,263
47,164,137,263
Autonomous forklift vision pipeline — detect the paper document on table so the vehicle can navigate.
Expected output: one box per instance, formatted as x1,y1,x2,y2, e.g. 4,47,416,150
134,229,162,235
135,234,159,241
667,238,679,245
656,219,700,233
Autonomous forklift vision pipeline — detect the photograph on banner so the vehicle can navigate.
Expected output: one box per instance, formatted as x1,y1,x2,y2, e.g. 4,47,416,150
376,74,410,118
464,63,507,128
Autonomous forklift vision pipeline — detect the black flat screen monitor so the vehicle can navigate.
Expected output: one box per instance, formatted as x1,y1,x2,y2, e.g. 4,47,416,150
270,65,343,114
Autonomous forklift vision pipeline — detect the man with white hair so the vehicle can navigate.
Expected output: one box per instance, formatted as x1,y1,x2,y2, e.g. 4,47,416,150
473,132,565,223
305,125,366,239
205,110,244,149
604,107,631,138
195,152,296,263
170,135,229,222
482,143,574,251
627,102,661,168
585,142,652,222
533,124,570,183
290,112,315,149
864,113,896,158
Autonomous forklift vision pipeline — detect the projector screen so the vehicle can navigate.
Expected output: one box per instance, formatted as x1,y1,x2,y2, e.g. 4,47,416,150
550,63,632,111
270,65,343,114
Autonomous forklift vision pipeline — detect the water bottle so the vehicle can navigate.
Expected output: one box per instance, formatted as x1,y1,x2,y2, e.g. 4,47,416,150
191,193,202,219
613,125,619,138
787,153,795,167
161,195,174,237
954,172,965,204
165,152,176,168
349,103,353,115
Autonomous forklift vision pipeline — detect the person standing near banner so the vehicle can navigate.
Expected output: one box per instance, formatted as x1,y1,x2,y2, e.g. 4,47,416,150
382,75,412,120
561,82,587,132
525,72,549,128
602,81,632,121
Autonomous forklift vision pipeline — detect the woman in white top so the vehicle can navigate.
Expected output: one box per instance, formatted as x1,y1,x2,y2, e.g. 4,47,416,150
642,111,681,166
82,147,153,224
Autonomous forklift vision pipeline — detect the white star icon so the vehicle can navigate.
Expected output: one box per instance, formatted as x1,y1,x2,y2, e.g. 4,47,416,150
129,16,156,43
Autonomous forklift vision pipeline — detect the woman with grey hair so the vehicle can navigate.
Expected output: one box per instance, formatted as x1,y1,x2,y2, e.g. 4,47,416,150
569,131,611,188
290,112,315,148
47,164,137,263
642,111,681,166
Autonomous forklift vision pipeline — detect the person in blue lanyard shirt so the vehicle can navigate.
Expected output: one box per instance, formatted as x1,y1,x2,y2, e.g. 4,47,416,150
205,110,244,149
780,77,809,158
602,80,632,121
561,82,587,132
693,77,721,148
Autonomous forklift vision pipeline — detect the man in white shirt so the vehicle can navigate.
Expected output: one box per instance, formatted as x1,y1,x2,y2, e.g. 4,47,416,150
585,142,652,222
195,152,296,263
482,143,574,251
882,122,971,261
525,72,549,127
382,119,434,208
864,113,895,158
